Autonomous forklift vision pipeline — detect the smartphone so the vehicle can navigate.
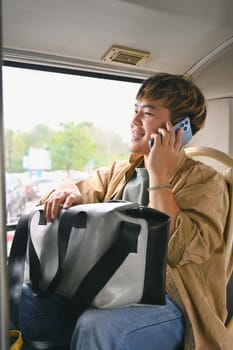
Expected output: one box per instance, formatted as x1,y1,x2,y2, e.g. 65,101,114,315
173,117,192,145
149,117,192,148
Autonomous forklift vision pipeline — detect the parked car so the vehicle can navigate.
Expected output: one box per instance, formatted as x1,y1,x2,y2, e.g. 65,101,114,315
24,179,39,201
6,173,26,223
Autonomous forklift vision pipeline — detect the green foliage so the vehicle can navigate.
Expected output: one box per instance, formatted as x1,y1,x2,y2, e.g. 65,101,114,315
48,122,97,171
4,121,129,173
25,124,56,148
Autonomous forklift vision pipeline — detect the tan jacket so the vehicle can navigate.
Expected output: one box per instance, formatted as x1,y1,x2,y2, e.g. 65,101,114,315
75,152,233,349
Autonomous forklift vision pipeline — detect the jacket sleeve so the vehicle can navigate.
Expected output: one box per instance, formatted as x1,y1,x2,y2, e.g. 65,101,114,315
75,166,111,203
75,159,132,203
167,166,229,266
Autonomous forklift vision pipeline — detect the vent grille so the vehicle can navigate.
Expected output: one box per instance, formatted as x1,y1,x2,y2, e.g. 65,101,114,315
102,46,150,67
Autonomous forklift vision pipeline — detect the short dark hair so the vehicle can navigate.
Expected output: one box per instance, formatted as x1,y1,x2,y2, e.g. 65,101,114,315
136,73,206,135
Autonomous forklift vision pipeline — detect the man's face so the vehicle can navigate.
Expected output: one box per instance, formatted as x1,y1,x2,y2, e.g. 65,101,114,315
128,98,171,155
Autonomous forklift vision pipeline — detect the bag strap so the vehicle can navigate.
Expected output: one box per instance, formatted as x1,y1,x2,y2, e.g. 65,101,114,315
67,220,141,321
29,209,87,296
8,213,31,328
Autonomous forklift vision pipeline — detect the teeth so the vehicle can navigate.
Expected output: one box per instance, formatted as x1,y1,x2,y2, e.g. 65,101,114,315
132,127,145,138
133,132,144,137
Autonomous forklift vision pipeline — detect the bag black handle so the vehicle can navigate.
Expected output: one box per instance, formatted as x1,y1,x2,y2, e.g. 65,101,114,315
29,209,87,296
67,220,141,321
8,213,31,328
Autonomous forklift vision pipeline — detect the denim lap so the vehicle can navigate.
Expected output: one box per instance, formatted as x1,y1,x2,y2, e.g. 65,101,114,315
19,283,72,349
20,285,184,350
71,296,184,350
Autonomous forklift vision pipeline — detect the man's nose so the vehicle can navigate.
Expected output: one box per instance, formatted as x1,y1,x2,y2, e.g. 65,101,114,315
132,110,143,125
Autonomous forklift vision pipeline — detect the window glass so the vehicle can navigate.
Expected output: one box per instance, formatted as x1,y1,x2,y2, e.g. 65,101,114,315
3,66,141,229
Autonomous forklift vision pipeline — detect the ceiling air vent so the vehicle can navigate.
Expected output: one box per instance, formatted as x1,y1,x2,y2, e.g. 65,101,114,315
102,45,150,67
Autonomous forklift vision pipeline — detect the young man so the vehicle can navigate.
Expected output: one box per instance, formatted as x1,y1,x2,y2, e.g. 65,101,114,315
20,73,233,349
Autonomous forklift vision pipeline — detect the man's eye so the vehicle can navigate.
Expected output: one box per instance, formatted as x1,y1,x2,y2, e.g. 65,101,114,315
145,111,153,116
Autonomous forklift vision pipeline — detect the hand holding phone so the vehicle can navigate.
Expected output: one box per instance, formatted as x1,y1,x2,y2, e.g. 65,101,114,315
149,117,192,148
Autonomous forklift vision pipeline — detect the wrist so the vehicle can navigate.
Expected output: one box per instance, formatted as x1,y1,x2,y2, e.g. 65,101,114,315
149,174,170,185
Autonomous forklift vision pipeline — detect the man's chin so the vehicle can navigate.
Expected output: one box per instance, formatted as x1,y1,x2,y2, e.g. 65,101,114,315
128,142,147,155
128,142,137,153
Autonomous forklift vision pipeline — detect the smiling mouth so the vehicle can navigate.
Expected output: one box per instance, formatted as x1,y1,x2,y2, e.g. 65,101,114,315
132,130,145,140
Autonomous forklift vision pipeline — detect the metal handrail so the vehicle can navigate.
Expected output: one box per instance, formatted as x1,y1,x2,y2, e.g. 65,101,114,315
0,0,10,348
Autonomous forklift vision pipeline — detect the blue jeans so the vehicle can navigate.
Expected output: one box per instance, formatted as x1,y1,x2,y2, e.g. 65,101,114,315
20,284,184,350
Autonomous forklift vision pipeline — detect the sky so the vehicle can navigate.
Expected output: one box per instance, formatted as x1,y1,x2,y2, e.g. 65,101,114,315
2,66,141,142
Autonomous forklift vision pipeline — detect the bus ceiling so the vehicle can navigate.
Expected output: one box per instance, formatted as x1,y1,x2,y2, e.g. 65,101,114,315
1,0,233,97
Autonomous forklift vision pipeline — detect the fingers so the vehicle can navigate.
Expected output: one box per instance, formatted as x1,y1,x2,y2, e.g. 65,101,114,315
63,191,83,209
150,121,182,151
167,120,183,149
44,189,84,222
155,121,175,146
162,121,182,148
174,127,183,149
44,192,65,222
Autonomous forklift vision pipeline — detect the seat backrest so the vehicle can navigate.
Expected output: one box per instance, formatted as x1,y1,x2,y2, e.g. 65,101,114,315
185,146,233,333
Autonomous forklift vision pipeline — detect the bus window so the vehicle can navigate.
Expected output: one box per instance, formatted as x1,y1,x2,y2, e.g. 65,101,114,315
3,65,141,229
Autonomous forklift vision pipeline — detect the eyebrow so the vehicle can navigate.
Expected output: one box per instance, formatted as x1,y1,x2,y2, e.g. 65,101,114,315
135,103,156,109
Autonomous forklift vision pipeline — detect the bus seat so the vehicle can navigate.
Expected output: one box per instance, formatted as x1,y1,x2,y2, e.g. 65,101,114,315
185,146,233,335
